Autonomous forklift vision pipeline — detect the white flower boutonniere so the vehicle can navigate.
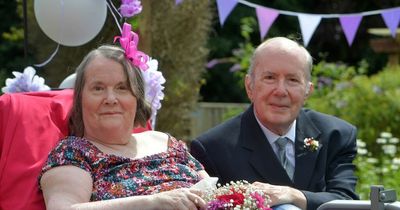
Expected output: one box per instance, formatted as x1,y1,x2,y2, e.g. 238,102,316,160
303,137,321,152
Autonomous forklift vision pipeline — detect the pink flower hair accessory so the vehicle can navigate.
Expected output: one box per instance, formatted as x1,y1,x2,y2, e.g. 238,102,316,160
114,23,149,71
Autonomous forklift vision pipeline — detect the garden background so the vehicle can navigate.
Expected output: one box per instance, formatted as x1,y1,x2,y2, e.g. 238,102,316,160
1,0,400,200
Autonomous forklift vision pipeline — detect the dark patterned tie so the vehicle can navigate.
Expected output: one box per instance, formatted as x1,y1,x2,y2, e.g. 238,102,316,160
276,137,294,179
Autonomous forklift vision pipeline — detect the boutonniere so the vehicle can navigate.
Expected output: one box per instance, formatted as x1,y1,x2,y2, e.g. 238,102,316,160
303,137,321,152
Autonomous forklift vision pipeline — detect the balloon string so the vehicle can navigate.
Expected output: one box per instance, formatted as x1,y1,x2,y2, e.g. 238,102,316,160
106,0,122,33
107,0,122,19
33,0,63,68
33,44,60,68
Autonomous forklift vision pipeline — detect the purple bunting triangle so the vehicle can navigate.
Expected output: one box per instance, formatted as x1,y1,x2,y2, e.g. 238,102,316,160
256,6,279,40
175,0,183,5
339,15,363,46
216,0,238,26
381,8,400,38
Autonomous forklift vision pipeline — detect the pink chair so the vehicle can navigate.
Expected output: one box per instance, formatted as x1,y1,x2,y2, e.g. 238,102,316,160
0,89,151,210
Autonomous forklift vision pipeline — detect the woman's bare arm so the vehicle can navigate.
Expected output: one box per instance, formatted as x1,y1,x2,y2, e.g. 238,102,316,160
41,166,206,210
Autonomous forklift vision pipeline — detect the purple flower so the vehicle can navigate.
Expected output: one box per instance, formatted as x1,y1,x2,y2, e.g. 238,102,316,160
141,58,166,127
206,59,220,69
317,76,332,89
120,0,142,18
1,66,50,93
207,199,226,210
121,0,134,3
229,63,242,72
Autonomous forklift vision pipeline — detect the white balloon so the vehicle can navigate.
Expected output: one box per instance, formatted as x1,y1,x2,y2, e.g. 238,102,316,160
58,73,76,89
34,0,107,46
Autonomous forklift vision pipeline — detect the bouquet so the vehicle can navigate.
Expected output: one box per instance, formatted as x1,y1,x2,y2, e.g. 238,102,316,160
202,180,272,210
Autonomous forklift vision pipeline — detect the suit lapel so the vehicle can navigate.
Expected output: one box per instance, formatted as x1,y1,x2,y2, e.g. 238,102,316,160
293,110,322,189
239,106,293,184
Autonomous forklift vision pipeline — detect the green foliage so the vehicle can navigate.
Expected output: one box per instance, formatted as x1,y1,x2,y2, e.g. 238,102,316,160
222,106,248,121
310,60,368,97
3,26,24,41
0,70,6,95
307,64,400,197
147,1,213,139
0,0,35,88
200,16,257,102
355,133,400,199
306,66,400,150
231,17,256,85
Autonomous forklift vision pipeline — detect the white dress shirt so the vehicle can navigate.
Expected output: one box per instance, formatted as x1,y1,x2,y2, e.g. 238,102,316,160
255,116,296,168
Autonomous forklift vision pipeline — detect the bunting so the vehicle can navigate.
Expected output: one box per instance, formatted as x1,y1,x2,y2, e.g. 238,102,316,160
256,6,279,40
339,15,363,46
212,0,400,46
381,8,400,38
216,0,238,26
298,14,321,46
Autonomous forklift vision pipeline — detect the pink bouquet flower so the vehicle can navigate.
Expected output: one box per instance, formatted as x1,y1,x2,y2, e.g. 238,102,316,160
203,180,272,210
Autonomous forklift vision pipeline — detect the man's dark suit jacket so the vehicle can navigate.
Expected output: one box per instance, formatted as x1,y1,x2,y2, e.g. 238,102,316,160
190,105,359,210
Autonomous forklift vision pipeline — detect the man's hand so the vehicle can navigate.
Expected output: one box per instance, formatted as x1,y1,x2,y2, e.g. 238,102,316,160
252,182,307,209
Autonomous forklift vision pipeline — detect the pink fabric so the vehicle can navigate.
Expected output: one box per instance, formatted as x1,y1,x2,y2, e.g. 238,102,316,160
0,90,151,210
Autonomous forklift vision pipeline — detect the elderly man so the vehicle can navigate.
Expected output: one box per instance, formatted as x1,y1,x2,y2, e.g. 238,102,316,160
190,37,358,210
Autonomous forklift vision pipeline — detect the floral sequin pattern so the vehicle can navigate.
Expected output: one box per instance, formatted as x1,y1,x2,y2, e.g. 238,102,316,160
40,136,204,201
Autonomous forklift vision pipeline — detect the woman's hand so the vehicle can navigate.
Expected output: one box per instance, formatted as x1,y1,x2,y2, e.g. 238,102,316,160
151,188,206,210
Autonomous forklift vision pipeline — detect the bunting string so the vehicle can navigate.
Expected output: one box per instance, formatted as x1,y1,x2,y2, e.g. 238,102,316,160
239,0,399,18
212,0,400,46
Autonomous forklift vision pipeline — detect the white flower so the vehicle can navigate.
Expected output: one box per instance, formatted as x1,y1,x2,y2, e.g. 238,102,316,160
1,66,50,93
380,132,393,138
376,138,387,144
392,165,399,170
357,139,366,148
303,137,320,152
393,158,400,165
367,158,378,164
141,58,166,127
357,148,368,155
389,137,399,144
382,145,396,156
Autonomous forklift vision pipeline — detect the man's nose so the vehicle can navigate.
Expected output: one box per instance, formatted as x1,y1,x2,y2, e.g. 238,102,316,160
274,80,288,96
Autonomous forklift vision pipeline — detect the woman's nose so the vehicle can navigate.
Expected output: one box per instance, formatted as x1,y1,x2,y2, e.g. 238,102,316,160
104,90,118,104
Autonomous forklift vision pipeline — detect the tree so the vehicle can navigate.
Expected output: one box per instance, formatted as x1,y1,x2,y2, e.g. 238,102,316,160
139,1,213,139
201,0,400,102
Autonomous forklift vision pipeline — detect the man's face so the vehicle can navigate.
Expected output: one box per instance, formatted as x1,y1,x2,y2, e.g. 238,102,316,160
245,45,313,135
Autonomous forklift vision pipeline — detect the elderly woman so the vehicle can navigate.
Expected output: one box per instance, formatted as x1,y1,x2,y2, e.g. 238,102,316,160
39,45,208,210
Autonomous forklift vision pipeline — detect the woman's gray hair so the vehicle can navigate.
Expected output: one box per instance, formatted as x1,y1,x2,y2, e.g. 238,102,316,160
69,45,152,137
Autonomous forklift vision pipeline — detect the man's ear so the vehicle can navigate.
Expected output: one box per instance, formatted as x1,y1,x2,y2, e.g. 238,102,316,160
245,74,253,102
305,82,314,97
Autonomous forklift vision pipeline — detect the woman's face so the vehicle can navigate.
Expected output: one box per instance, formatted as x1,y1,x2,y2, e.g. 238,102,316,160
82,56,137,142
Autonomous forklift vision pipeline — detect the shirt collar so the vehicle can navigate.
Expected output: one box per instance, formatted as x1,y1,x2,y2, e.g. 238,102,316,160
254,112,296,144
